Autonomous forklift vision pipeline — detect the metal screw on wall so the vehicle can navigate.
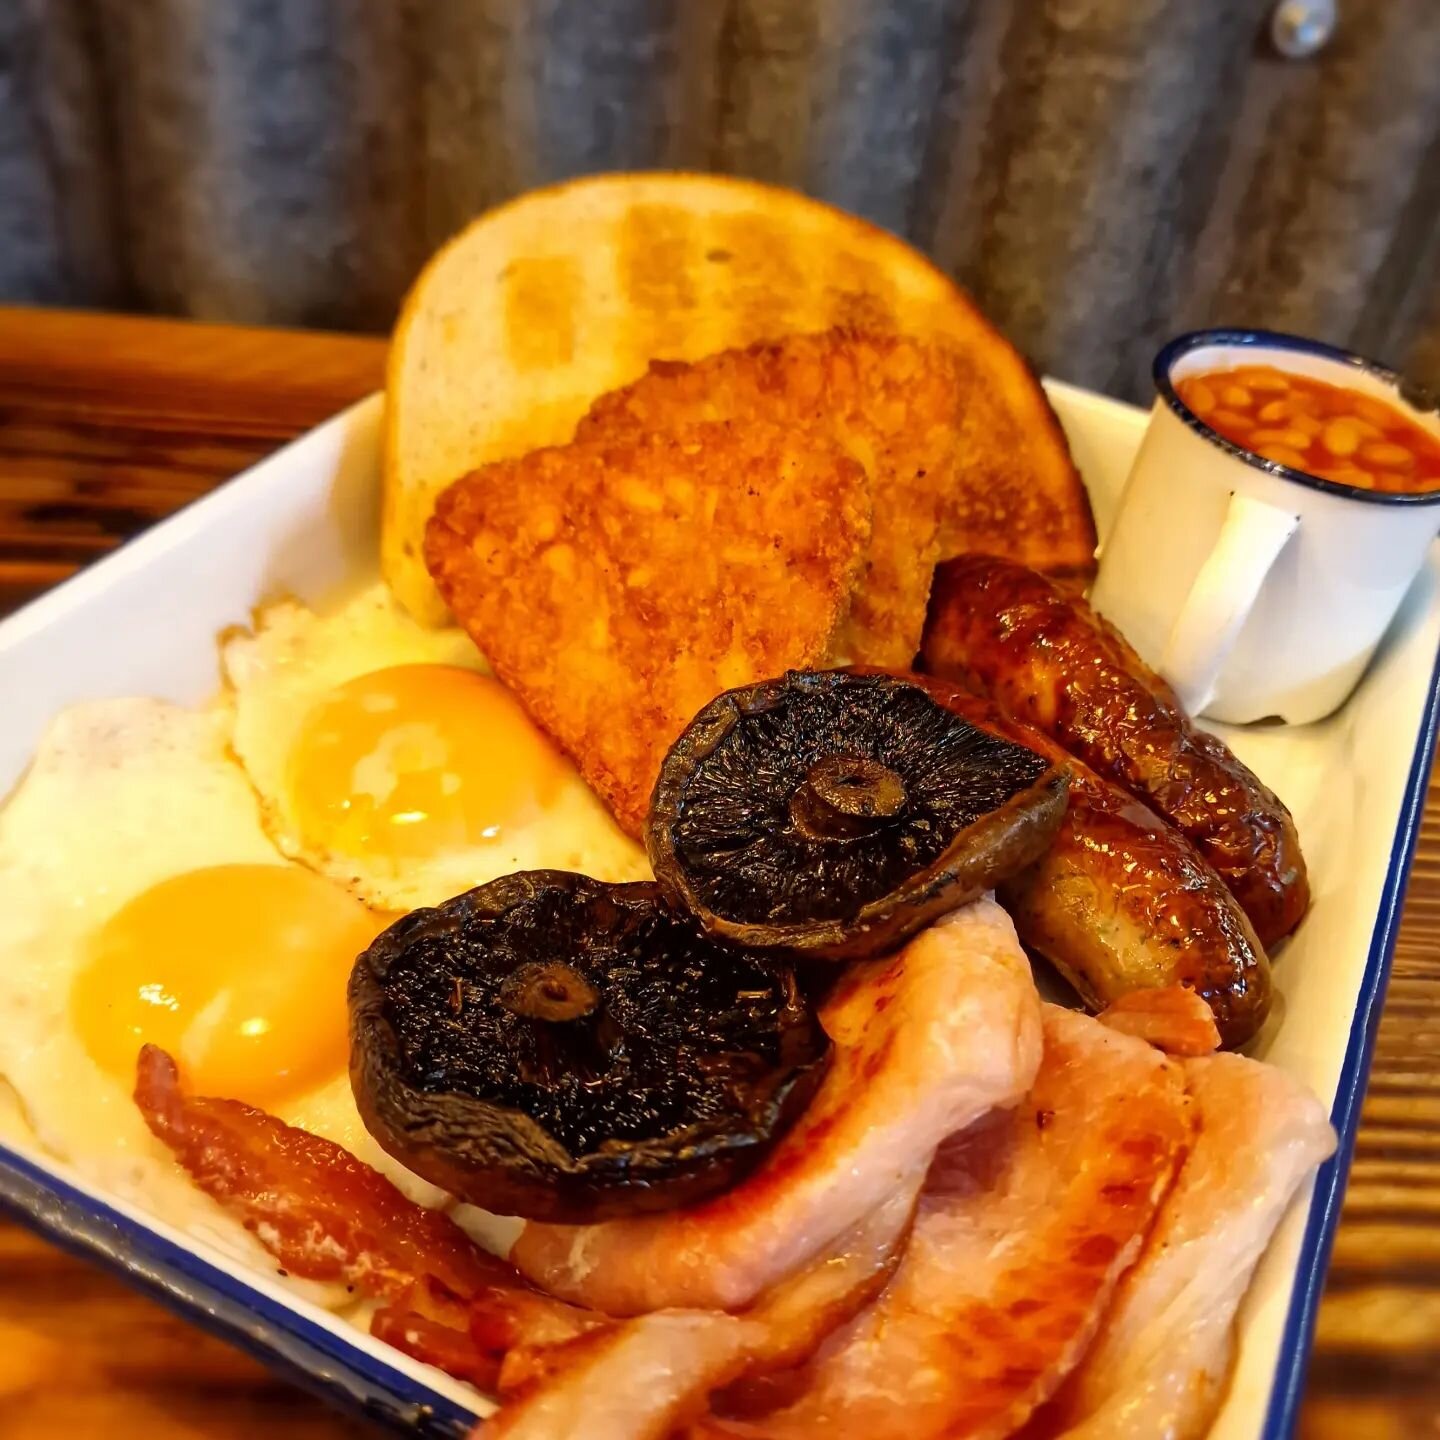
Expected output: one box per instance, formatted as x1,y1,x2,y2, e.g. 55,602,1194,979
1270,0,1337,59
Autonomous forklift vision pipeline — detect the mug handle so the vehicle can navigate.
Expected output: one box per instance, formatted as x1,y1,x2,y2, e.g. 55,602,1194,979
1160,491,1300,715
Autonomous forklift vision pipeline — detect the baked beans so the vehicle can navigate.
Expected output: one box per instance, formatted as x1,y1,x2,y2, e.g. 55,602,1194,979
1176,365,1440,494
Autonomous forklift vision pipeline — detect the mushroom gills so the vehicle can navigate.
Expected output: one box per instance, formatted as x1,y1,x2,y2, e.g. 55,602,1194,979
349,871,829,1223
647,669,1069,959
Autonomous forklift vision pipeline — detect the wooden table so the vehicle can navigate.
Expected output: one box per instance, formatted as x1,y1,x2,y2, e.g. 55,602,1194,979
0,306,1435,1438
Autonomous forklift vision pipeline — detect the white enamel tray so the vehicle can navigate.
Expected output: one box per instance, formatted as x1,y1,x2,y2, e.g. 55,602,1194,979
1,383,1436,1438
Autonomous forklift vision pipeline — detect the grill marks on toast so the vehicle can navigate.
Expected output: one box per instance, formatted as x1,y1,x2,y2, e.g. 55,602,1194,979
504,257,581,372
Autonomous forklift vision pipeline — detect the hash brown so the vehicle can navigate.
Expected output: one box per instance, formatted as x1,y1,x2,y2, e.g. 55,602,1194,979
578,330,965,668
425,422,872,836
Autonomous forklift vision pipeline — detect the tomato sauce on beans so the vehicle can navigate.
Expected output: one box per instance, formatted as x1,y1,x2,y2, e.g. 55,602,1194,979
1175,365,1440,494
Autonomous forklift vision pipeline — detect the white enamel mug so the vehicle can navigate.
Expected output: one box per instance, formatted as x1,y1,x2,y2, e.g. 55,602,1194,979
1090,330,1440,725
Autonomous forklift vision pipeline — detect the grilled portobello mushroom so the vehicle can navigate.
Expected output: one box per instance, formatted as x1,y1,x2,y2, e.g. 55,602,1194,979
646,669,1068,959
349,870,828,1223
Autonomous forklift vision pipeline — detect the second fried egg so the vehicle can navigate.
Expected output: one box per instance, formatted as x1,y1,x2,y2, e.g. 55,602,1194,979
222,584,648,911
0,696,446,1249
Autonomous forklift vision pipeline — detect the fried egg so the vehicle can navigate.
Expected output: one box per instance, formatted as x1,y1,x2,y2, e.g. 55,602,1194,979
0,698,450,1275
222,584,649,911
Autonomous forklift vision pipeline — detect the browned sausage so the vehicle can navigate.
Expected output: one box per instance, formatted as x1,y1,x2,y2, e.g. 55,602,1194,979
921,556,1309,949
900,676,1271,1048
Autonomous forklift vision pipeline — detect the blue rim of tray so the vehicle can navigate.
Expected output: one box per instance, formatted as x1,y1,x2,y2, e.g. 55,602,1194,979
0,1143,479,1436
2,575,1438,1440
1259,624,1440,1436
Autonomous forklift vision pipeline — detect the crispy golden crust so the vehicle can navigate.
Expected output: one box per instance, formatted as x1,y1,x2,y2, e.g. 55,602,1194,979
425,421,872,836
579,331,964,668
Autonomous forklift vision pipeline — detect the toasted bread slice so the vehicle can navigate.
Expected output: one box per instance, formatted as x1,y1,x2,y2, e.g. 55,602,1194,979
424,421,872,836
578,330,965,668
385,172,1092,625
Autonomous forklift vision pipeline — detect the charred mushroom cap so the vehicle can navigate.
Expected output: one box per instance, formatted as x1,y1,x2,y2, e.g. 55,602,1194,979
646,669,1069,959
349,871,828,1222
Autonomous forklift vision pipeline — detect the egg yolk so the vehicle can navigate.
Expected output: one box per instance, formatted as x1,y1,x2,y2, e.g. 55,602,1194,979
286,665,565,863
73,863,383,1107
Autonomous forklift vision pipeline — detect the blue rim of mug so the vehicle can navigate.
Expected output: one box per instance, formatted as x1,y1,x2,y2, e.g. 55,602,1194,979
1154,329,1440,508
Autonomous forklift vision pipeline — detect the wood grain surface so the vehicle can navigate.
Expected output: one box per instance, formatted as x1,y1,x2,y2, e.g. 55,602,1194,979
0,305,1435,1438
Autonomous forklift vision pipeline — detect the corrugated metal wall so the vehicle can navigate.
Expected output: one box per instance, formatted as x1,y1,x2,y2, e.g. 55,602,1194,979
2,0,1437,400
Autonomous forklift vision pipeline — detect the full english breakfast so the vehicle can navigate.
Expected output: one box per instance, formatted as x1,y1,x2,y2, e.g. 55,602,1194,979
0,174,1346,1437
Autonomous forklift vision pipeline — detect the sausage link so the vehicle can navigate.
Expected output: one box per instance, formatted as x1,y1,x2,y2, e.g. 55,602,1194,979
921,556,1309,949
903,677,1271,1048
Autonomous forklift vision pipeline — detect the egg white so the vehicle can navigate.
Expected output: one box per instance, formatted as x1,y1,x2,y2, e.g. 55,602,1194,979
0,697,449,1307
1,583,650,1309
221,582,649,912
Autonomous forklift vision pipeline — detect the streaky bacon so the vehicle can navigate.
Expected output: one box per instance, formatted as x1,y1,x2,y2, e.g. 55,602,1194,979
691,1005,1193,1440
367,1273,505,1385
135,1044,511,1303
135,1042,591,1394
134,1038,919,1426
486,1314,757,1440
1098,987,1222,1057
466,1284,608,1393
510,900,1042,1314
1036,1051,1335,1439
482,1178,921,1440
713,1173,921,1402
372,1304,502,1391
372,1277,605,1402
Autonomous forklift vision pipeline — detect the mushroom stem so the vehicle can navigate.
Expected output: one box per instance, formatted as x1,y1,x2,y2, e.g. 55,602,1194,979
500,962,600,1023
788,753,908,840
